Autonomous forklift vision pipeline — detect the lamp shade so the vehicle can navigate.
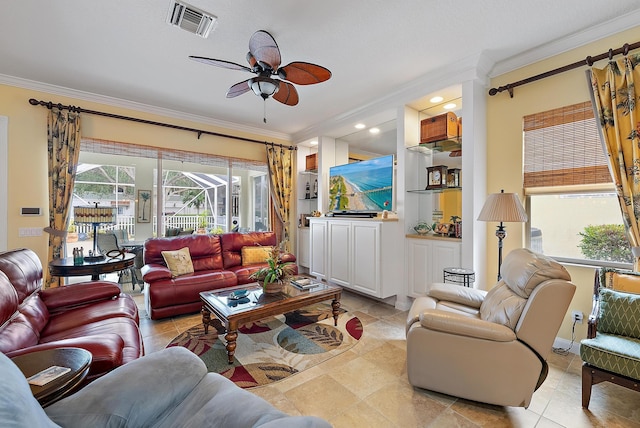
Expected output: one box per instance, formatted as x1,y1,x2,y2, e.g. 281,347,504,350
74,205,116,224
477,190,528,223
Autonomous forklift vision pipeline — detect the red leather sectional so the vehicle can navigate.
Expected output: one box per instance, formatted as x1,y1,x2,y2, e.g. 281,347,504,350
0,248,143,381
142,232,298,320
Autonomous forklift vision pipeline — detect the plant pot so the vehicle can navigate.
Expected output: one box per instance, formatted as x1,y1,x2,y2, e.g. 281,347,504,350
261,280,284,294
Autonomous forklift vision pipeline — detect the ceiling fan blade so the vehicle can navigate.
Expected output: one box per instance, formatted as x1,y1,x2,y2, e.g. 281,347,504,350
249,30,281,71
189,56,252,72
226,79,252,98
278,62,332,85
273,81,299,106
246,52,258,69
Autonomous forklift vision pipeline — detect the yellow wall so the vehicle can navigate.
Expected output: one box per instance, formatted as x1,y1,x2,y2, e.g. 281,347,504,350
487,26,640,342
0,84,290,265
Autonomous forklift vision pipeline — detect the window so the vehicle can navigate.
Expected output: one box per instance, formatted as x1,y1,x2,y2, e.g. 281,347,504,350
74,138,270,238
523,102,630,267
253,175,269,232
73,164,135,237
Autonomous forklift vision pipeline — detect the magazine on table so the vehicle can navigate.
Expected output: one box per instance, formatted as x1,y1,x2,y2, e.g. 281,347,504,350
27,365,71,386
290,276,322,290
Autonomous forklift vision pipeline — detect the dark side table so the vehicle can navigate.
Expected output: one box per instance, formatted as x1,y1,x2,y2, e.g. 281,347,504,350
49,253,135,280
443,267,475,288
11,347,92,407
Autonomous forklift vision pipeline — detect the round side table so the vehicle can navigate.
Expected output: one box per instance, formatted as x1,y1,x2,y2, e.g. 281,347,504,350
12,347,92,407
443,267,475,288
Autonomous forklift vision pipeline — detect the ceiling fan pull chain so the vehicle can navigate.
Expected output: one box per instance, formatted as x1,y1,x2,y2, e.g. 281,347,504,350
263,99,267,123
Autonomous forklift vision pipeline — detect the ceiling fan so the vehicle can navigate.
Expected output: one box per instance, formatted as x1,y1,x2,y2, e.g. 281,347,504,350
189,30,331,116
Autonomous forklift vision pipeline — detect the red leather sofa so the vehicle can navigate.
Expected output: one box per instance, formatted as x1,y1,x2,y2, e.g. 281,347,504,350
142,232,298,320
0,248,144,381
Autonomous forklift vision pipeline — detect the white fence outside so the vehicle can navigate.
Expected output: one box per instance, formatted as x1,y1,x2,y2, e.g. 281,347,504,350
74,215,221,239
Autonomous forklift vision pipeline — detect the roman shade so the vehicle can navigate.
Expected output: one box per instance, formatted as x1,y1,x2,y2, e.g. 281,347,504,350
523,101,611,189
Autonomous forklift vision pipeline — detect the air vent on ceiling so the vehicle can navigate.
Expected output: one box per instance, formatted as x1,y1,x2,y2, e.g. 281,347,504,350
166,1,217,38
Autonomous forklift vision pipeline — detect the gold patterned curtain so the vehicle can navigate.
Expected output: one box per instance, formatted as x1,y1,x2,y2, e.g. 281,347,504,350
266,145,293,252
591,53,640,270
45,107,81,288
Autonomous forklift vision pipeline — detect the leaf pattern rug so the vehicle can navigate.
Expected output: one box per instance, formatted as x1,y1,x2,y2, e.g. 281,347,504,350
166,302,363,388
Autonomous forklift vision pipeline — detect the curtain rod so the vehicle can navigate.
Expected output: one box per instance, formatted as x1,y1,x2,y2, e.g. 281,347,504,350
488,40,640,98
28,98,296,151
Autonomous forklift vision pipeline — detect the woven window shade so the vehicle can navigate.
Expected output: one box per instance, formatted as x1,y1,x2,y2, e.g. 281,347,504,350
81,138,267,172
523,101,611,189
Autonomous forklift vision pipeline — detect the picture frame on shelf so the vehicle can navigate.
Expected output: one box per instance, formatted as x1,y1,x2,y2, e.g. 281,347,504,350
426,165,448,190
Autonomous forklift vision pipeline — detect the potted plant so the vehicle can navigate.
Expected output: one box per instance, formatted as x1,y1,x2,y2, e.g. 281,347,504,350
249,245,296,294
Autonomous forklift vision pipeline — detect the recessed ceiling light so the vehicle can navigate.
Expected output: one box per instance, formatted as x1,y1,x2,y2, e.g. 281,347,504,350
430,96,443,103
369,128,380,134
443,103,456,110
309,140,318,146
355,123,366,129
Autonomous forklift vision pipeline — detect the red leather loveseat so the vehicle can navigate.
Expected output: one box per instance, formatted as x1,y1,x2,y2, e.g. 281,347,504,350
142,232,298,320
0,248,144,381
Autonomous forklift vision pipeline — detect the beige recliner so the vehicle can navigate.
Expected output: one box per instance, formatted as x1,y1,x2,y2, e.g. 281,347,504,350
406,248,576,408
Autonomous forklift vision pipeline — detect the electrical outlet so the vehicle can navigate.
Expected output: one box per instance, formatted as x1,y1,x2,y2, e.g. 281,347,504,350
572,310,583,324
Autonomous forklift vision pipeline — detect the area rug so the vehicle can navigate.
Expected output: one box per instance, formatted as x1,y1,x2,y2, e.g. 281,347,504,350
166,302,363,388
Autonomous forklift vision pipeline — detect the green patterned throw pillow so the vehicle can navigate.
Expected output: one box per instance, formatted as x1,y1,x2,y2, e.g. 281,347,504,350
598,288,640,339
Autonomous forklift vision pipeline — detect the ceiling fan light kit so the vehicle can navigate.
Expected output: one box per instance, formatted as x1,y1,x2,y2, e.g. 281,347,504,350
189,30,331,113
249,77,278,99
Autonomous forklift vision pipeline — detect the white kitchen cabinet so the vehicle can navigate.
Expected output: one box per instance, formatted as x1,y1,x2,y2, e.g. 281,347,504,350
309,220,327,279
407,236,461,297
350,221,381,296
327,220,351,286
310,218,401,299
297,227,310,268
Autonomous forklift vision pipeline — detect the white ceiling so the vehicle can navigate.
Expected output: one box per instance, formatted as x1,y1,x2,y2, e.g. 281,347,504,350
1,1,640,149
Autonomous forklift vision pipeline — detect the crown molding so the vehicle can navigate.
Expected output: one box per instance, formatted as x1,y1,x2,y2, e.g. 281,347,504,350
490,9,640,77
292,52,492,142
0,74,291,142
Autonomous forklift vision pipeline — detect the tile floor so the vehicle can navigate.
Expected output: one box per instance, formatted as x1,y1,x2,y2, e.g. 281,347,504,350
128,287,640,428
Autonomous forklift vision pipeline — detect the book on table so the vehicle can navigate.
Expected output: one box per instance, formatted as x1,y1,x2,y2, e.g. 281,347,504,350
27,365,71,386
290,276,322,290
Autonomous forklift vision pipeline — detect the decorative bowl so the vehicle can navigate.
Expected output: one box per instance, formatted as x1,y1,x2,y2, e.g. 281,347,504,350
414,223,432,235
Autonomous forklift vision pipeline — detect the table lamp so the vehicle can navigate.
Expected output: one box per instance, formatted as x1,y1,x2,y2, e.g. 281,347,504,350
73,203,117,261
477,189,528,280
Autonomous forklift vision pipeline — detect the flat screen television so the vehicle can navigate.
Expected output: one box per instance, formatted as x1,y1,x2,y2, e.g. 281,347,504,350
328,154,394,212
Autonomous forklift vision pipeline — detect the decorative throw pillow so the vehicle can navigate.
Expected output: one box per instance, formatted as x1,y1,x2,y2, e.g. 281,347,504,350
604,270,640,294
161,247,194,278
598,288,640,339
241,246,273,266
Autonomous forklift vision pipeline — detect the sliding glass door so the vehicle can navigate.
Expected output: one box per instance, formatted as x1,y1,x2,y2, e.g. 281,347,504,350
69,139,270,253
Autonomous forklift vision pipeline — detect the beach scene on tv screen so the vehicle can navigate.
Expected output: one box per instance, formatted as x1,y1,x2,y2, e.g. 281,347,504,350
328,155,393,212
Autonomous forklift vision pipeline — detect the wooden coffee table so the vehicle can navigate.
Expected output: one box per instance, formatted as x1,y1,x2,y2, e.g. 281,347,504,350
200,281,342,364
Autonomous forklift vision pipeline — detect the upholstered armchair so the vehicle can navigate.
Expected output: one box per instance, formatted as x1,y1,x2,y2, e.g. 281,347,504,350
580,268,640,408
406,248,576,408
